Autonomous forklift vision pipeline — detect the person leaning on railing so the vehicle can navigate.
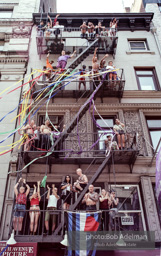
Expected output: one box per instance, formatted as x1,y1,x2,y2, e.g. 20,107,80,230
13,178,30,234
29,181,41,235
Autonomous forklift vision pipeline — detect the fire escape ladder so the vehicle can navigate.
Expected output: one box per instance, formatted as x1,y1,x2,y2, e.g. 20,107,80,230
67,38,99,69
54,154,111,235
48,77,105,153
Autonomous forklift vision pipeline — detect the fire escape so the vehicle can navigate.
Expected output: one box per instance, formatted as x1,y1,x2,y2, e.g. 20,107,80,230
11,12,153,243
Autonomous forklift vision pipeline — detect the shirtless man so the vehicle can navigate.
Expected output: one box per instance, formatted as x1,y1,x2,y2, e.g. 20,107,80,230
21,120,35,151
40,120,51,150
82,184,99,211
40,120,51,135
92,48,99,77
74,168,88,192
80,22,88,38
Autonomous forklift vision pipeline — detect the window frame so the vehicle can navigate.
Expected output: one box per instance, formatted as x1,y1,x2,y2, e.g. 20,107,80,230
94,115,116,153
128,39,149,51
146,116,161,152
135,67,160,91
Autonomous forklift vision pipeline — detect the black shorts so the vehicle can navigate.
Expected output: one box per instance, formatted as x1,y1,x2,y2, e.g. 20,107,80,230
118,130,125,135
77,183,87,191
61,191,72,205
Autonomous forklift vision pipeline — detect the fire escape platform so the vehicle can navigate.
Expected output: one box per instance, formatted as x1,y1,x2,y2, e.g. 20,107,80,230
23,149,138,172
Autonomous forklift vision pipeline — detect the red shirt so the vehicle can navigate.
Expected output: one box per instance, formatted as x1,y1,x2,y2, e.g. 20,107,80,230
79,70,86,81
30,197,39,206
100,198,109,210
16,193,27,205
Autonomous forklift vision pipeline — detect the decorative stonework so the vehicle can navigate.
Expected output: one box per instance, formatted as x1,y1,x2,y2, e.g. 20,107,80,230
12,22,31,38
141,176,161,242
68,112,88,157
124,111,146,156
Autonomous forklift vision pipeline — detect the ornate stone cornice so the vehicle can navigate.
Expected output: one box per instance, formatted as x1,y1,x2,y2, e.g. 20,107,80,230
0,57,28,63
0,18,33,26
33,103,161,110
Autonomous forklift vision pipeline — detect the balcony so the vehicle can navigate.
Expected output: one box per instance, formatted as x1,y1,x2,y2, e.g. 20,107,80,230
33,12,154,58
31,68,125,101
21,132,144,173
9,185,146,243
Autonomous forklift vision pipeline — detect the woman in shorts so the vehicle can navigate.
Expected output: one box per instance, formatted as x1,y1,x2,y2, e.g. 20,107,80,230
29,181,41,235
113,118,126,150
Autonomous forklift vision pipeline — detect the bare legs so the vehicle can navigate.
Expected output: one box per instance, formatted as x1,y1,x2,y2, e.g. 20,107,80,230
63,202,70,210
117,134,125,149
29,210,40,234
13,217,23,233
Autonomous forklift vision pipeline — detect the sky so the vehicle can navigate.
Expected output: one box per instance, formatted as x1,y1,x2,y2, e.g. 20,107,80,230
57,0,134,13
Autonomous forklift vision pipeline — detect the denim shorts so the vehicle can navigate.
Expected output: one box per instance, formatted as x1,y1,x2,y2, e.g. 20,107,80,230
14,204,26,218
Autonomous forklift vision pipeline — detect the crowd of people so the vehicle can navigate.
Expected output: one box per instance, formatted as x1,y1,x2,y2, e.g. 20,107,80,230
37,15,118,39
80,18,118,39
13,169,120,235
21,118,125,152
20,119,65,151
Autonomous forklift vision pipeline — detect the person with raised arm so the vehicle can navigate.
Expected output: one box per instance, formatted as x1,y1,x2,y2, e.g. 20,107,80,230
45,184,60,235
13,178,30,234
56,50,76,70
45,15,53,37
29,181,41,235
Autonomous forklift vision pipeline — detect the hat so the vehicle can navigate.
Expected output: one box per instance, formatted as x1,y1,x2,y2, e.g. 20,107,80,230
107,134,112,138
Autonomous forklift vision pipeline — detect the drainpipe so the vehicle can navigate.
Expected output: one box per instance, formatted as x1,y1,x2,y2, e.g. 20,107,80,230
150,24,161,58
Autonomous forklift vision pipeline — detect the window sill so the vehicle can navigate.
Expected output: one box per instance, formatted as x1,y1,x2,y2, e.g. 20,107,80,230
126,51,155,55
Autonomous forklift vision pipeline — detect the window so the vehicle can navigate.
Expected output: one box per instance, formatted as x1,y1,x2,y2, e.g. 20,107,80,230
146,117,161,151
135,68,159,90
95,117,115,151
128,40,148,51
0,9,13,18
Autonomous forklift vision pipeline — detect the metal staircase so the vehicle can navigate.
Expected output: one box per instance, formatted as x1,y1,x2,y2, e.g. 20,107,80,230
67,38,98,69
54,154,111,235
48,76,105,154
